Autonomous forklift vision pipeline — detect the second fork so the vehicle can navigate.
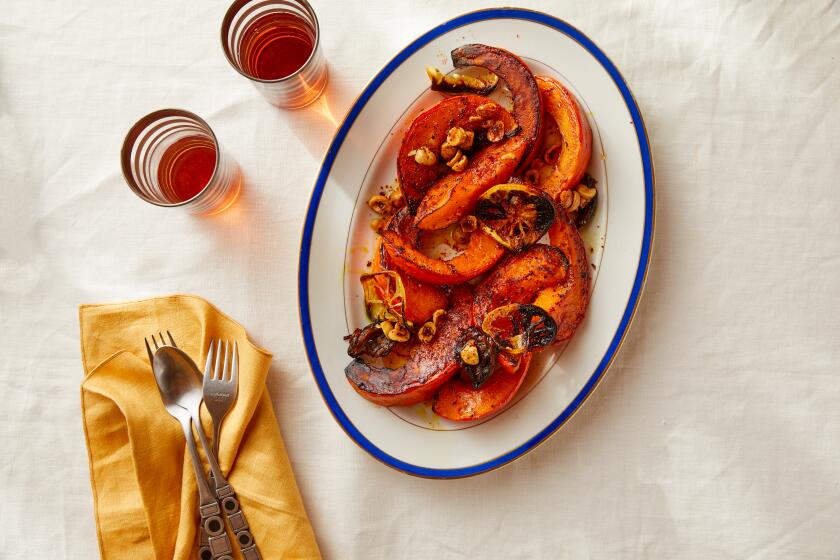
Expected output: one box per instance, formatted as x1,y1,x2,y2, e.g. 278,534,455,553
203,339,261,559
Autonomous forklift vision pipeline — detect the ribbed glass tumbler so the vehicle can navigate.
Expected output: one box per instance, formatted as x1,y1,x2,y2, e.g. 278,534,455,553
120,109,241,215
221,0,328,109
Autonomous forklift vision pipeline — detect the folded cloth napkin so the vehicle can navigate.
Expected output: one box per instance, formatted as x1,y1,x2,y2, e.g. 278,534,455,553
79,294,321,559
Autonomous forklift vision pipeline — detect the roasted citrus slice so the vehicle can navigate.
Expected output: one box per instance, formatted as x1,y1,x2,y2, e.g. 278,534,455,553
372,241,448,324
454,326,498,389
481,303,557,354
360,271,406,324
474,184,555,251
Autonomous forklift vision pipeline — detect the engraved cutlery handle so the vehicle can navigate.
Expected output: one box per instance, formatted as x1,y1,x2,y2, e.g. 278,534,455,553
199,500,233,559
199,524,212,560
216,483,261,559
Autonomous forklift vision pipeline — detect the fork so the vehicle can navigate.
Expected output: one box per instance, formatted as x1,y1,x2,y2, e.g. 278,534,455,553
203,339,261,559
204,340,239,474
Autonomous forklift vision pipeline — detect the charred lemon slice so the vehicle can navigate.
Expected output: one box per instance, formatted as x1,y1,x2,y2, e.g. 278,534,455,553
454,326,498,389
474,184,555,252
481,303,558,354
361,271,407,324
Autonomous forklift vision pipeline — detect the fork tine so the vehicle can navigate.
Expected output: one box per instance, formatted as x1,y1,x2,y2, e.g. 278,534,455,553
152,334,160,349
231,341,238,386
222,340,231,381
203,338,215,385
213,339,223,380
167,330,177,347
144,337,154,365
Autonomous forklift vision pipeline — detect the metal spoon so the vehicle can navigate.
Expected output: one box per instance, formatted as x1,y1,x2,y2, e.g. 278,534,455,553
152,345,261,559
149,343,233,560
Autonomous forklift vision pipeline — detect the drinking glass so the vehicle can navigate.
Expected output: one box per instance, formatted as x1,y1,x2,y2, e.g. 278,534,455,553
221,0,328,109
120,109,241,215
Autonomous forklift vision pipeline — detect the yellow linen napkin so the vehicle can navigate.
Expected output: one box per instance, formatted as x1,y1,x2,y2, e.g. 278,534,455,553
79,294,321,559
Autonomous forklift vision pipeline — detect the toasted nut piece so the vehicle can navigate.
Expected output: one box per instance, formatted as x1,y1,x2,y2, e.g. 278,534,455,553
367,194,391,215
560,190,581,212
388,188,405,208
446,127,475,150
440,143,457,160
370,218,386,232
386,322,410,342
379,320,394,336
460,340,480,365
571,191,582,211
417,321,437,343
450,227,470,248
559,190,572,209
468,115,484,124
459,215,478,233
544,144,563,164
432,309,447,324
411,146,437,166
486,120,505,142
476,103,497,118
447,150,468,172
524,169,539,184
426,66,444,86
577,185,597,200
500,152,517,162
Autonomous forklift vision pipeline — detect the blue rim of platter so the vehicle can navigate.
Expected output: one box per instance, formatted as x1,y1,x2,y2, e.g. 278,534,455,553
298,7,655,478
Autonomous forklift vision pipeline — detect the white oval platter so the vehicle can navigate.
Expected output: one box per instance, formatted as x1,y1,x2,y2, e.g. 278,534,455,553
299,8,654,478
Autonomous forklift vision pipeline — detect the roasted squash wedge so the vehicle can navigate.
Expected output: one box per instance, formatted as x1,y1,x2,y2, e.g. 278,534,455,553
344,286,473,406
381,207,505,285
473,244,569,324
413,131,525,231
535,76,592,200
412,44,543,230
433,353,533,421
452,44,542,165
397,95,502,209
531,209,590,342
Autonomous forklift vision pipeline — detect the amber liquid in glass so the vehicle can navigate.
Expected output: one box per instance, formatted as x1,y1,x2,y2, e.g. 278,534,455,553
157,137,217,202
239,12,315,80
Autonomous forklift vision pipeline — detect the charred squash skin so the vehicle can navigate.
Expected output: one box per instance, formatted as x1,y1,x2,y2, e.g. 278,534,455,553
532,209,590,343
433,353,533,421
372,242,448,324
412,44,543,231
381,207,505,285
344,286,473,407
473,244,570,325
452,44,542,168
535,76,593,200
397,95,501,210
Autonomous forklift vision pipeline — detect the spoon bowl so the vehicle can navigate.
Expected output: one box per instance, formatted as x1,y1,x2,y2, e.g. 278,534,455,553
152,346,205,415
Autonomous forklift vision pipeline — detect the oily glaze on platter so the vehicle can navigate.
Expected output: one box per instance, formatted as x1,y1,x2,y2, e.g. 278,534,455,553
299,9,654,477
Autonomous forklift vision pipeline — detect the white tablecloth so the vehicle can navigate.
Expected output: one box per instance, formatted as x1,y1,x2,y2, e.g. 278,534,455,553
2,0,839,557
